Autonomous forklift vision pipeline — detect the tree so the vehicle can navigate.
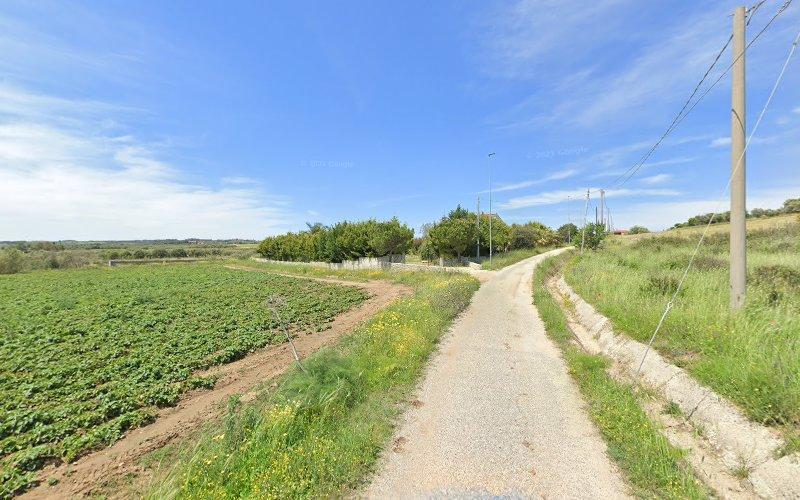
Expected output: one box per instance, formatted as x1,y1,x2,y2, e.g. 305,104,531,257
428,218,477,259
418,238,438,262
628,225,650,234
478,214,510,254
447,205,472,220
574,223,606,250
257,218,414,262
509,221,558,249
369,218,414,256
783,198,800,213
557,223,578,243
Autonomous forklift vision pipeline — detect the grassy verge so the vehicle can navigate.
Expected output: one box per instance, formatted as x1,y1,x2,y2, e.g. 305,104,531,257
533,253,706,498
148,269,479,498
566,218,800,439
481,247,553,270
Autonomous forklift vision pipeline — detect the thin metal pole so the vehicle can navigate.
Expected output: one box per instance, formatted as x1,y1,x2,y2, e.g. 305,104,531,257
580,189,589,254
476,196,481,259
488,153,495,264
730,5,747,310
600,189,605,232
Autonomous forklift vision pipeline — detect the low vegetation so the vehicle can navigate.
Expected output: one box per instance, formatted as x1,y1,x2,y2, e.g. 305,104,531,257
566,216,800,439
533,253,706,498
148,268,479,498
0,240,254,275
0,264,366,496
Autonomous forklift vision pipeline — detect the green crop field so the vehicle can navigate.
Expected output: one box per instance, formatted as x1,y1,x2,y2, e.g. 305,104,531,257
566,216,800,446
0,264,366,495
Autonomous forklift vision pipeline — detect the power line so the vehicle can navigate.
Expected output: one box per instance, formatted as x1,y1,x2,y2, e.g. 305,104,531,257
636,22,800,376
611,0,793,189
518,1,795,212
493,2,793,216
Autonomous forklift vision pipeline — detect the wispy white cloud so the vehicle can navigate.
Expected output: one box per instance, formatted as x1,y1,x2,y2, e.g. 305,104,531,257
639,173,672,185
710,137,731,148
0,122,294,240
490,168,578,193
0,81,294,240
501,187,679,210
222,176,259,186
482,1,737,130
480,0,630,81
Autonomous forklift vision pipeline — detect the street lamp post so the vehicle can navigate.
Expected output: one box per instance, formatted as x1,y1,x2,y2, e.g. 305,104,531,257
488,153,495,265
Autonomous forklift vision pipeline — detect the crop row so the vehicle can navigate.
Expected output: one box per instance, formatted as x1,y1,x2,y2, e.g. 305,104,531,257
0,263,366,495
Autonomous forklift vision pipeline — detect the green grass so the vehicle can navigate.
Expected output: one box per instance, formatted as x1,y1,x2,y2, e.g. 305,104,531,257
147,269,479,499
566,218,800,434
481,247,552,270
0,264,366,496
533,253,706,499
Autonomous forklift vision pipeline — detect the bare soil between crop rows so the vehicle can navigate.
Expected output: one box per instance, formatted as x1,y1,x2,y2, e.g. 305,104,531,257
23,266,411,499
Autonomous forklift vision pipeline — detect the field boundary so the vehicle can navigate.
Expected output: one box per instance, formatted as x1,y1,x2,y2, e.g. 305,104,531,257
146,267,480,497
554,273,800,498
251,256,484,274
22,270,411,499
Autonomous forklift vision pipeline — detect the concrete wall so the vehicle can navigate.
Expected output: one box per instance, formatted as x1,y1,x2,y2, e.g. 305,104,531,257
251,254,473,274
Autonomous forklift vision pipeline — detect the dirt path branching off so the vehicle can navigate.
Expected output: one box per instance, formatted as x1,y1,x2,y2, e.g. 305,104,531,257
24,267,411,499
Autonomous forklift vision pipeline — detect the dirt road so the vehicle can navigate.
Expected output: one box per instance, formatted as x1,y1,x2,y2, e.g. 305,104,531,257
365,248,631,498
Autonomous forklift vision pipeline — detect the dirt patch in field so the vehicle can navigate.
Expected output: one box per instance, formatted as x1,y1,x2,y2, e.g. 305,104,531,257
23,267,411,499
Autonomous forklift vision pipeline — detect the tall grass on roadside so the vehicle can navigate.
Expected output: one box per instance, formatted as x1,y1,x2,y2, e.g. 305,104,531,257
534,254,706,499
481,247,551,270
148,271,479,499
566,221,800,435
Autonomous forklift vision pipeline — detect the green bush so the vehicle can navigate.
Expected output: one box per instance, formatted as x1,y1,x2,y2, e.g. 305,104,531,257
574,223,606,250
510,221,559,249
0,248,26,274
629,225,650,234
169,248,188,258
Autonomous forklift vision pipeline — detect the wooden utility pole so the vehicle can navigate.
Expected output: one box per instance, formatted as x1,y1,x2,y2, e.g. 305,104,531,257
730,6,747,310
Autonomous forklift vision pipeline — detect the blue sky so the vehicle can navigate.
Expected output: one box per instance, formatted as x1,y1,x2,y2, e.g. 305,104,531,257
1,0,799,240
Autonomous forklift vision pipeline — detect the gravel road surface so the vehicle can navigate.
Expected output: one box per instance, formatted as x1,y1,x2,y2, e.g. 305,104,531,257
365,249,631,498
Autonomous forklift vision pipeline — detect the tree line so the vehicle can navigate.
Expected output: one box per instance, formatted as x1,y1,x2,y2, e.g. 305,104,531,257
256,208,574,264
672,197,800,229
256,218,414,262
417,205,565,260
